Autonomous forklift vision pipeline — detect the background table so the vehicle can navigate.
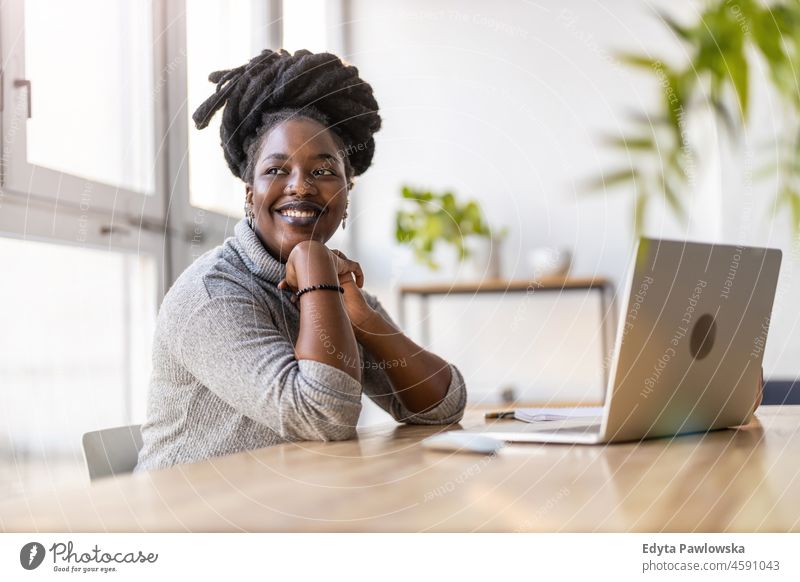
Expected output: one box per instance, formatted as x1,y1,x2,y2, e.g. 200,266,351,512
2,406,799,532
397,277,616,371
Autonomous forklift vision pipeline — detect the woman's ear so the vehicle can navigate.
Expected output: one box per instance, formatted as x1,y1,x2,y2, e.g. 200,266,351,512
245,184,254,205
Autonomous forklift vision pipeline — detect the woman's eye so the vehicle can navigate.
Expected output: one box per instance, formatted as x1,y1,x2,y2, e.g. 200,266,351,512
265,167,288,175
313,168,335,176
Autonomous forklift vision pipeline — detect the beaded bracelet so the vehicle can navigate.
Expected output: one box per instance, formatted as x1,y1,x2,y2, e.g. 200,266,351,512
295,283,345,299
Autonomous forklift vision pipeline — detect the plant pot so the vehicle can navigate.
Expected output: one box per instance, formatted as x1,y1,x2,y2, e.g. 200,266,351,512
454,235,503,281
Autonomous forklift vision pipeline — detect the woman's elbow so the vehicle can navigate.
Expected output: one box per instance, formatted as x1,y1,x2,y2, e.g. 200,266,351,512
434,366,468,424
287,398,363,442
274,361,364,441
392,381,467,425
309,405,361,441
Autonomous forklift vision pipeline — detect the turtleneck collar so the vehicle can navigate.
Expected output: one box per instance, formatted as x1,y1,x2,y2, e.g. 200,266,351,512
232,218,286,285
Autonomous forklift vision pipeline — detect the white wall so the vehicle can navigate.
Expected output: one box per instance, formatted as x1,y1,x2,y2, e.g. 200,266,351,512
339,0,800,420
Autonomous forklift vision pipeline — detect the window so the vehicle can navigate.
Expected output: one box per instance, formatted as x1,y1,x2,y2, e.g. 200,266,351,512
185,0,271,217
0,0,347,499
184,0,341,219
24,0,156,195
281,0,329,53
0,0,168,498
0,237,157,496
2,0,162,220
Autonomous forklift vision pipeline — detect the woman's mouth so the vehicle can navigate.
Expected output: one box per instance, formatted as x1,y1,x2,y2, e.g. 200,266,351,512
274,201,325,226
280,208,318,218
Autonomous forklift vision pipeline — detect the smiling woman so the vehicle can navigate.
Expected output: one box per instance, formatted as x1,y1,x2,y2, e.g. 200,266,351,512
135,49,467,471
247,118,351,260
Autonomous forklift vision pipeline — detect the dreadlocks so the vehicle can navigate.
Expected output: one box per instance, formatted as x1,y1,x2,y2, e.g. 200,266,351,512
192,48,382,183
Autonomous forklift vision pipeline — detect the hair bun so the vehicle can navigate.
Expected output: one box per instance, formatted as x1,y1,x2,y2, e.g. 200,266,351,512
192,49,382,180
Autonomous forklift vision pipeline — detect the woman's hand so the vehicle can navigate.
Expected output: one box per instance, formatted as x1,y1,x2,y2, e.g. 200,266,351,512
753,367,764,414
277,244,375,328
329,249,376,329
278,240,335,291
278,240,362,381
745,367,765,424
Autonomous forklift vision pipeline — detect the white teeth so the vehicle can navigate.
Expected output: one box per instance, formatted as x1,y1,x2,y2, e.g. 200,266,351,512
279,209,317,218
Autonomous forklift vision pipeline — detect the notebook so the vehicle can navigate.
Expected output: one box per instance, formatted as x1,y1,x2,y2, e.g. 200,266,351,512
513,406,604,423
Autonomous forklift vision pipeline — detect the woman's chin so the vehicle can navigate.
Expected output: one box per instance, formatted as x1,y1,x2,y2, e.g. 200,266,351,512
265,232,332,261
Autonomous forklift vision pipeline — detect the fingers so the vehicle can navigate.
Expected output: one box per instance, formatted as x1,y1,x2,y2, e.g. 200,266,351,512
340,259,363,287
278,279,299,304
338,271,355,286
353,262,364,288
330,249,365,288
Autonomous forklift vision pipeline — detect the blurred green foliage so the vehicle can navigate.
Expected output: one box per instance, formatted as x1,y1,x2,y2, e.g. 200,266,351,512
395,185,497,270
588,0,800,234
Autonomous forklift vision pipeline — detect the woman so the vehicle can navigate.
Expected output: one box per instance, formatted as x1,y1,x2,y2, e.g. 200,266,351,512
136,49,467,471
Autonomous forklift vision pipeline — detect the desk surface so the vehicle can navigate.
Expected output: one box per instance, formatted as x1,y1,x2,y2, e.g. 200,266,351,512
2,407,799,532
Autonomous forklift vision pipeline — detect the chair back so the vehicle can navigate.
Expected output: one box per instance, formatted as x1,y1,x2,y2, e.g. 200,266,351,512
81,425,143,481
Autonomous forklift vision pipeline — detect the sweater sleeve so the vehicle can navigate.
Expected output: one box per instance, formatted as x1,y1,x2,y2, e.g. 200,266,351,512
175,294,363,442
359,292,467,425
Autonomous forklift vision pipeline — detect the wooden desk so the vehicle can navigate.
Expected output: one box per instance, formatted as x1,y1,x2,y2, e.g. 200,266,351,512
397,277,616,366
2,407,799,532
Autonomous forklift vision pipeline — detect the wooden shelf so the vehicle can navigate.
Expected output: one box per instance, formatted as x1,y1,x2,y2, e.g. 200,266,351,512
398,276,610,296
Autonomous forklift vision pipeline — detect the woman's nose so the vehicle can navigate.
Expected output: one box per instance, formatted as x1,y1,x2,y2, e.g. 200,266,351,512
284,172,317,196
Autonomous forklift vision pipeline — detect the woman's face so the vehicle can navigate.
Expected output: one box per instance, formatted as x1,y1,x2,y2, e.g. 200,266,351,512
246,118,350,261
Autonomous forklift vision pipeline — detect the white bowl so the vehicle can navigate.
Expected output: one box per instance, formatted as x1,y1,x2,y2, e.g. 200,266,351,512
527,247,572,278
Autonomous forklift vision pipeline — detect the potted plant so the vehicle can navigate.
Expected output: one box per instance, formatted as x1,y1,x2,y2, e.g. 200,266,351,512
588,0,800,234
395,185,505,278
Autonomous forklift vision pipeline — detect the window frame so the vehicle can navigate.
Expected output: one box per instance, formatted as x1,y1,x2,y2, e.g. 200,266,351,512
164,0,351,277
0,0,169,225
0,0,352,469
0,0,173,308
160,0,282,276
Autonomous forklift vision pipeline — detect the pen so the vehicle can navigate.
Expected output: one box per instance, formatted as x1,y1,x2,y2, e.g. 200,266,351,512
484,410,516,419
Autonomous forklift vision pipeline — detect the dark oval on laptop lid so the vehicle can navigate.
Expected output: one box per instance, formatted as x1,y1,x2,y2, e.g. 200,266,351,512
690,314,716,360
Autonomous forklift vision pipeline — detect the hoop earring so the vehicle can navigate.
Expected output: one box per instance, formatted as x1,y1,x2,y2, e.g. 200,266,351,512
244,204,255,229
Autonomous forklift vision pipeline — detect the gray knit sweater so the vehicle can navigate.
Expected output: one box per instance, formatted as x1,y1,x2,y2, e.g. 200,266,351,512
135,219,467,471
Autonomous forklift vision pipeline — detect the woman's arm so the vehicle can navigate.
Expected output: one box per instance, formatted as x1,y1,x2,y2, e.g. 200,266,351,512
287,240,361,382
175,292,362,442
353,307,452,414
321,248,463,416
282,245,464,420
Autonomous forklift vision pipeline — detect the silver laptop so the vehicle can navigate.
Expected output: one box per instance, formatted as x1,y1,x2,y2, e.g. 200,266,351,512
468,237,782,444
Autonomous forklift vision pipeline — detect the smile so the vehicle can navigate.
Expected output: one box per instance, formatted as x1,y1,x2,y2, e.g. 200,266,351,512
278,209,319,218
273,201,326,226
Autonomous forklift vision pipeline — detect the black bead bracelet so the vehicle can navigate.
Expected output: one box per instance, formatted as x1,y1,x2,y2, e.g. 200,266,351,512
295,283,345,299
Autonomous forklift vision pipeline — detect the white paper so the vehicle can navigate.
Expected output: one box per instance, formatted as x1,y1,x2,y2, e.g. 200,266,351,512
513,406,605,423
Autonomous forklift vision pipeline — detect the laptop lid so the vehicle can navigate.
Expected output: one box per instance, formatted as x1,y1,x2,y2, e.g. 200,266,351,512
600,238,781,443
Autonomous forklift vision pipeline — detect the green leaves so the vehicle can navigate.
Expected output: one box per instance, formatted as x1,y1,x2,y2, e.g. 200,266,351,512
633,189,649,240
727,47,749,120
585,168,639,191
656,10,693,43
662,175,685,221
773,186,800,233
601,134,654,151
615,53,662,71
395,186,497,270
594,0,800,237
